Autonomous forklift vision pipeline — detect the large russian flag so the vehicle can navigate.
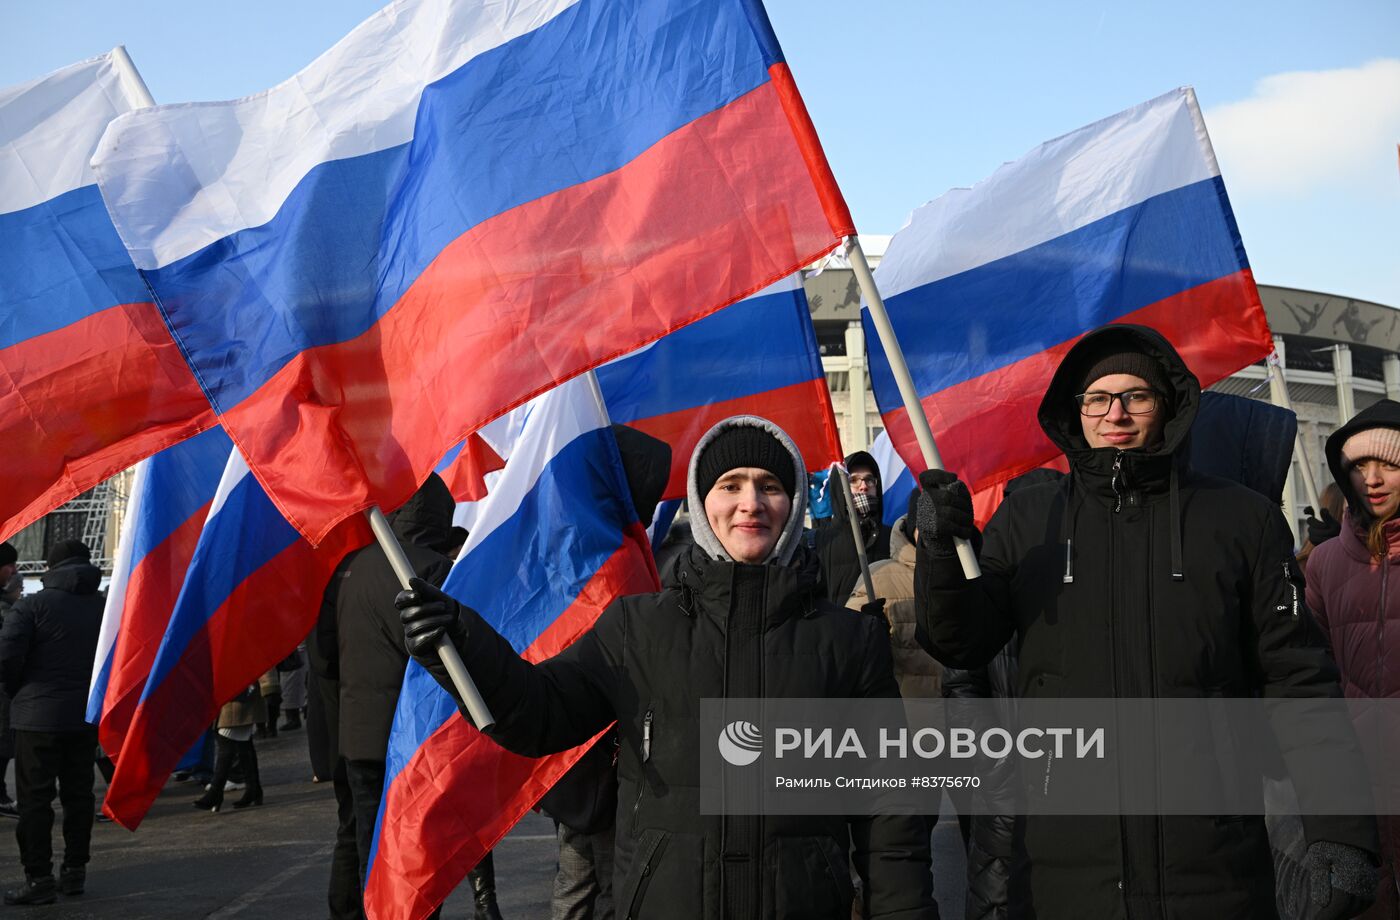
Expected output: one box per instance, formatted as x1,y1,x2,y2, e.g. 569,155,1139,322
91,0,853,546
87,426,232,760
596,274,843,500
866,87,1272,507
0,52,214,541
101,450,371,829
365,376,658,920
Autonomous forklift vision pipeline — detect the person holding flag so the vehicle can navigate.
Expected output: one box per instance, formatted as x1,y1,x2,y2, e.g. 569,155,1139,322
913,323,1379,919
395,415,936,919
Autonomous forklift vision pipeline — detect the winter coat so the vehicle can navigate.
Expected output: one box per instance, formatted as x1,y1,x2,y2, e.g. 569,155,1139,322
815,451,892,603
433,545,935,920
846,515,941,701
0,559,103,732
325,475,455,762
217,684,268,729
915,323,1376,920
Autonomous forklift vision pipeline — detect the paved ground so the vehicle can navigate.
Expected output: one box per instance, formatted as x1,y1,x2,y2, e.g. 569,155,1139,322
0,729,966,918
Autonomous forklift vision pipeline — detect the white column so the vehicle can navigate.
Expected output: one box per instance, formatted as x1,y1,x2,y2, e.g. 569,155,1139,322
1334,344,1355,424
1269,337,1300,546
844,322,868,453
1384,354,1400,401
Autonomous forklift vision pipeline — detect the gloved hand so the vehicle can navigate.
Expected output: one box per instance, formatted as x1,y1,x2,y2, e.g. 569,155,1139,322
859,597,887,624
395,577,469,660
1304,506,1342,547
916,469,975,556
1305,840,1378,920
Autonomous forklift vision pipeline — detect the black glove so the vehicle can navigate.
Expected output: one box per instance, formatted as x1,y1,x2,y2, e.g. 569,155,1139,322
916,469,975,556
1305,840,1378,920
859,597,888,625
395,577,469,660
1305,506,1342,547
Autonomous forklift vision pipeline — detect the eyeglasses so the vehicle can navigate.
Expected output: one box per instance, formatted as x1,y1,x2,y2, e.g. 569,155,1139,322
1075,389,1160,417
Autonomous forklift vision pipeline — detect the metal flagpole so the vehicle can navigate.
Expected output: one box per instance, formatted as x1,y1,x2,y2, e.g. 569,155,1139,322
844,236,981,579
367,507,495,732
110,45,156,108
835,465,877,603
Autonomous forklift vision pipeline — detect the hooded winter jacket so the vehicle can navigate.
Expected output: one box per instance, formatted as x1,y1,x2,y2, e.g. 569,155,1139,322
423,417,936,920
816,450,893,602
325,474,455,761
915,324,1376,920
0,558,103,732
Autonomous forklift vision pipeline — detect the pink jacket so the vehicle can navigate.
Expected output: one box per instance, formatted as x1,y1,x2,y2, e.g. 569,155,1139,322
1305,510,1400,699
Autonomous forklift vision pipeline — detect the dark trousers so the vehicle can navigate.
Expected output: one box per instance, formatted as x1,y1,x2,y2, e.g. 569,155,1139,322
345,758,387,893
330,758,365,920
15,728,97,878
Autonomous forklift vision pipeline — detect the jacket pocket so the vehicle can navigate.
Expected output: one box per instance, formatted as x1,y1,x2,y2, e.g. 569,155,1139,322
773,835,855,919
618,828,704,920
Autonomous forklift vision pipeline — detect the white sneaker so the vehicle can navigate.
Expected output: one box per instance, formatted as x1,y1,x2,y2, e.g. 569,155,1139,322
224,781,245,791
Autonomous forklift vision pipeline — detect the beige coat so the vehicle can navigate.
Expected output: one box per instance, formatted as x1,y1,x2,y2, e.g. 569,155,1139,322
216,685,268,729
846,516,942,700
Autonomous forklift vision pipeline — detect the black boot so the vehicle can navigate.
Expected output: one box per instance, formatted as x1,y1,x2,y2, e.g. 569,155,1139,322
58,865,85,896
232,740,263,809
279,708,302,731
468,852,502,920
194,735,233,812
4,875,56,905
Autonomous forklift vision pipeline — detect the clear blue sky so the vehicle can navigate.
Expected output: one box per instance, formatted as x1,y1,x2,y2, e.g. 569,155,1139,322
4,1,1397,304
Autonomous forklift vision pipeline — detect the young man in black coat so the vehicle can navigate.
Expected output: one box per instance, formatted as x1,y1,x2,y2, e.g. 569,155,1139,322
914,323,1379,920
815,450,892,602
0,540,103,905
397,415,937,920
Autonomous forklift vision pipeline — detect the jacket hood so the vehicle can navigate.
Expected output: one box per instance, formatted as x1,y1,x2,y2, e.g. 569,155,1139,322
686,415,808,566
388,473,456,554
40,558,101,595
611,424,672,526
1326,398,1400,518
1038,323,1201,463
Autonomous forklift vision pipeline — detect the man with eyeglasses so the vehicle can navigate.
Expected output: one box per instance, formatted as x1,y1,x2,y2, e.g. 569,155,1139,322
910,323,1379,920
816,451,893,602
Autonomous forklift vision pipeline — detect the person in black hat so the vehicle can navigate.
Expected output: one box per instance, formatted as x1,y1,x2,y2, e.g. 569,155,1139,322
0,539,103,904
913,323,1378,920
815,451,894,603
395,415,937,920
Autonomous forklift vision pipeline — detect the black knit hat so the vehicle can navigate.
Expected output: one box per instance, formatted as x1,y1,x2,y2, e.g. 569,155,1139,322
1078,347,1171,398
695,426,796,499
45,539,90,569
0,542,15,568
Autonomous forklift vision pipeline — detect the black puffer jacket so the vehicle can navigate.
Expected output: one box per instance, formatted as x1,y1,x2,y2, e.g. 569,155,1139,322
325,475,454,761
435,545,935,920
0,559,103,732
815,450,893,602
916,324,1377,920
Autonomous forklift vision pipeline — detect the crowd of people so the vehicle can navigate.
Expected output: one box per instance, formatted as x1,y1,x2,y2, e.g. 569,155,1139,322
0,319,1398,919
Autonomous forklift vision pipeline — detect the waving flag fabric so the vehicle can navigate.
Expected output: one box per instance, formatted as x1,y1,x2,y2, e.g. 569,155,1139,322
433,433,504,504
101,451,370,828
91,0,853,546
365,376,658,920
866,87,1272,500
868,430,916,530
0,52,213,541
87,426,232,761
596,275,843,500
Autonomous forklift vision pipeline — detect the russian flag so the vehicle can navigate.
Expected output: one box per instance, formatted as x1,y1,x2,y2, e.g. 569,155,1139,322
91,0,853,546
0,52,214,541
596,275,844,501
364,375,658,920
87,426,232,761
868,431,916,531
866,87,1272,508
101,450,371,829
432,433,504,504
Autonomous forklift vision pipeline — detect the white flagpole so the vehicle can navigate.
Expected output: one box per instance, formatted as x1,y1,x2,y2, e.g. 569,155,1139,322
110,45,156,108
844,236,981,579
1267,352,1323,512
367,507,495,732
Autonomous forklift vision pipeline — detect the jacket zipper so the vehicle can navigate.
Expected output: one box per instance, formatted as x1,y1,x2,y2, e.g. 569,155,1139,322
631,708,654,836
1111,452,1125,513
1378,562,1387,699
